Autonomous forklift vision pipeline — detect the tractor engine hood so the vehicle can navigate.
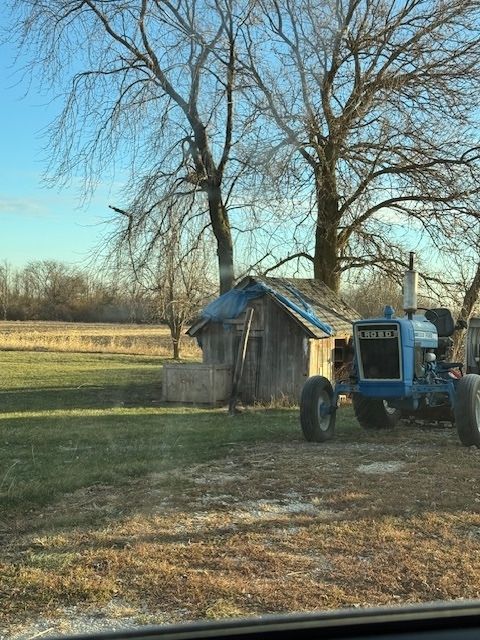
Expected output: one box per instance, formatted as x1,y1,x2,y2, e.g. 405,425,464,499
352,309,438,398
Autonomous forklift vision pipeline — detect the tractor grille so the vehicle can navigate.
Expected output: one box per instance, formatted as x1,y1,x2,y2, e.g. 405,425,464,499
355,323,401,380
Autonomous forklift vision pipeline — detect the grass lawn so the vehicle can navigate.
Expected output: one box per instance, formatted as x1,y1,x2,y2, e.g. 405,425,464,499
1,350,480,638
0,352,302,517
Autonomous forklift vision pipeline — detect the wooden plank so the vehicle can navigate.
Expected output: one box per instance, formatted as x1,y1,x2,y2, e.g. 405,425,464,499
228,307,254,414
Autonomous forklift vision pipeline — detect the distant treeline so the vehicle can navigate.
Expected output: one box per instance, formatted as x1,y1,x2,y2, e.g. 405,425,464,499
0,260,155,323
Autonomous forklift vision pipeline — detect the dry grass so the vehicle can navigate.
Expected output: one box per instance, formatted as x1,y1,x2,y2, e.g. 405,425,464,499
0,321,201,358
3,423,480,637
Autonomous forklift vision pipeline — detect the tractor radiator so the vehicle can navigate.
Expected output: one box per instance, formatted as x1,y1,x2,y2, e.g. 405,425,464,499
355,323,401,380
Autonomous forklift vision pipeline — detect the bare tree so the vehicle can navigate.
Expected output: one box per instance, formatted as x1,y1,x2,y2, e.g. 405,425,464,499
152,227,214,359
242,0,480,291
438,239,480,360
0,261,13,321
343,273,403,318
112,199,215,358
343,268,442,319
10,0,244,293
18,260,88,320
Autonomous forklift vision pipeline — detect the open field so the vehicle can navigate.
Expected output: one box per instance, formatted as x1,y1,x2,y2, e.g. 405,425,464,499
1,350,480,638
0,321,201,358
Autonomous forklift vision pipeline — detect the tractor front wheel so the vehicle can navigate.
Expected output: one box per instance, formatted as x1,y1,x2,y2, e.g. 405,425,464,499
454,374,480,447
300,376,336,442
352,395,401,430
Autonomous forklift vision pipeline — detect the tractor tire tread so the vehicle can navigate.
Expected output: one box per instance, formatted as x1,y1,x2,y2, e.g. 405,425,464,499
300,375,336,443
352,394,400,430
454,374,480,447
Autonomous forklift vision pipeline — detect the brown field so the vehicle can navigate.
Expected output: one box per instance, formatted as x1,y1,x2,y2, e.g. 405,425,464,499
0,321,201,359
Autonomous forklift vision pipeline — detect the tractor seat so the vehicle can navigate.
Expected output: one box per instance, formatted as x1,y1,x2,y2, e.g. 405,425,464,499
425,308,455,337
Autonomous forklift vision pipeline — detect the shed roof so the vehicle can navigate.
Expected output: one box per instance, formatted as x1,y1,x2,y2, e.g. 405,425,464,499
188,275,360,339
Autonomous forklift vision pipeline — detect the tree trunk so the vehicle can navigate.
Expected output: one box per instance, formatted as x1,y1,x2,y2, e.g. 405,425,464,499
452,261,480,361
172,339,180,360
313,165,340,293
314,221,340,291
171,325,182,360
208,185,235,294
191,118,235,295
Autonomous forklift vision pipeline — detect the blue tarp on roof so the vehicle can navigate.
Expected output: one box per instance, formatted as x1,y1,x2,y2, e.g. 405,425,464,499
201,282,334,336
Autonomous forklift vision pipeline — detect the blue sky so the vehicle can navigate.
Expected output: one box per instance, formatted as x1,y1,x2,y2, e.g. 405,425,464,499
0,5,440,283
0,14,122,269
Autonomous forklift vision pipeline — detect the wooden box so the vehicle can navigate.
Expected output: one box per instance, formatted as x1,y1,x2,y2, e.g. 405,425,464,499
163,363,232,405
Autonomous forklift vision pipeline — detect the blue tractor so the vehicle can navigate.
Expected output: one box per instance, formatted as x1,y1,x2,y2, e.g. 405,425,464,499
300,253,480,447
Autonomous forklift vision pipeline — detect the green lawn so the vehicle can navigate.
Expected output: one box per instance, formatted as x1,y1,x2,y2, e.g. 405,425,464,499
0,351,309,517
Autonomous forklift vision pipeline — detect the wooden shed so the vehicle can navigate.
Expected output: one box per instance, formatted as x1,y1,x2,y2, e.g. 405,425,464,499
187,276,360,404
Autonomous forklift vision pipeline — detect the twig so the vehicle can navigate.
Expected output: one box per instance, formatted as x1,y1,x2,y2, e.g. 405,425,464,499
27,628,55,640
0,460,19,490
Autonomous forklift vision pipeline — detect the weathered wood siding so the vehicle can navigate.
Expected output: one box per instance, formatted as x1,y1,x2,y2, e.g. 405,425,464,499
307,337,335,380
199,322,235,365
163,363,232,404
196,295,352,403
212,297,307,403
228,298,267,403
255,296,307,402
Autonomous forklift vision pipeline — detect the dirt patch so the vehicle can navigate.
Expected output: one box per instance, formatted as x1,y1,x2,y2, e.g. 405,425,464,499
356,461,406,474
3,423,480,638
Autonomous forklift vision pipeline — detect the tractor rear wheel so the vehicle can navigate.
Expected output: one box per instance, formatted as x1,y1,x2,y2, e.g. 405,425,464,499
300,376,336,442
352,395,401,430
454,374,480,447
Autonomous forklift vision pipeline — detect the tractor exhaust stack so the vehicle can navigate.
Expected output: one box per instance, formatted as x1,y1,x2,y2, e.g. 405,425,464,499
403,251,418,320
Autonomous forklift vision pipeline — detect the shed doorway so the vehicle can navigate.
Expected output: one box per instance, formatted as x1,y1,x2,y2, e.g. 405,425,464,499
234,335,263,403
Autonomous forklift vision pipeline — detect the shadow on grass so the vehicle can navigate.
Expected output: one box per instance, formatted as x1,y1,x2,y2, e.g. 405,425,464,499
0,406,301,522
21,514,322,556
0,381,164,413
